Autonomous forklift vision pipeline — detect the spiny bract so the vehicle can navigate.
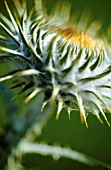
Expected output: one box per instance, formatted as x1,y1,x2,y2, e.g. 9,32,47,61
0,0,111,127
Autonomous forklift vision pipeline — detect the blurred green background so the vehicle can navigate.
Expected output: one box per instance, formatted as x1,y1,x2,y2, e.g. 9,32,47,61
0,0,111,170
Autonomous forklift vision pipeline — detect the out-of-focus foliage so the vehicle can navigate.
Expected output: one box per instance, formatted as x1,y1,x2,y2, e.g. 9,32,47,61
0,0,111,170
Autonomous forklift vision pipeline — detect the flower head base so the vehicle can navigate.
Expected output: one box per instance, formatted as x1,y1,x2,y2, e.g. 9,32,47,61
0,0,111,127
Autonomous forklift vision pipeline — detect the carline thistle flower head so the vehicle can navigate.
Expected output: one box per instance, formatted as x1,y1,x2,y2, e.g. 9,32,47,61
0,0,111,127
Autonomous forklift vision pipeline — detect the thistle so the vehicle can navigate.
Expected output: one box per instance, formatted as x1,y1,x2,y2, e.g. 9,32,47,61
0,0,111,127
